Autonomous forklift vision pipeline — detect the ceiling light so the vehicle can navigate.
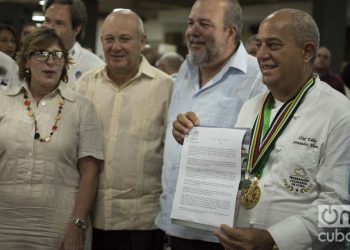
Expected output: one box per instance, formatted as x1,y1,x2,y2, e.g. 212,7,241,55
32,11,45,22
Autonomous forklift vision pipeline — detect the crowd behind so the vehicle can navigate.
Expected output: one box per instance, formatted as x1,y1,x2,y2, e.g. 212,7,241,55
0,0,350,250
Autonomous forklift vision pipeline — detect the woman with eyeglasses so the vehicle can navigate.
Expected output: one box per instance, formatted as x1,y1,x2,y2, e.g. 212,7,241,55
0,27,104,250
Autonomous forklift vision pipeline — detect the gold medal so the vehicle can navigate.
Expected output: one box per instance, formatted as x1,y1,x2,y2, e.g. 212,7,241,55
240,177,261,209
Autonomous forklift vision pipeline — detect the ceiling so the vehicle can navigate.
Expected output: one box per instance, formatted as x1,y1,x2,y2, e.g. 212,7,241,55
0,0,311,20
97,0,195,20
97,0,310,19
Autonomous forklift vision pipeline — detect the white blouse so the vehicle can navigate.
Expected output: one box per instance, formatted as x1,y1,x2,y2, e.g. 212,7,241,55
0,82,104,249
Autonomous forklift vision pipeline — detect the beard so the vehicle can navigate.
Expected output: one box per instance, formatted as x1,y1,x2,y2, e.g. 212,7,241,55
188,50,209,66
186,36,226,67
187,38,210,66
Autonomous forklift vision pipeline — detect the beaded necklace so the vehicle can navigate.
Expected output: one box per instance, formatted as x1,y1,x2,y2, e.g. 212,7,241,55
24,92,65,143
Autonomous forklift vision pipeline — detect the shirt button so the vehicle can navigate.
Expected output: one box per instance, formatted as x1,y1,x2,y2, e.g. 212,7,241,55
41,101,46,106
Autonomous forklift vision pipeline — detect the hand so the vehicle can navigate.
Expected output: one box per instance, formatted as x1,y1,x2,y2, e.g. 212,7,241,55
215,224,275,250
60,224,85,250
172,111,200,145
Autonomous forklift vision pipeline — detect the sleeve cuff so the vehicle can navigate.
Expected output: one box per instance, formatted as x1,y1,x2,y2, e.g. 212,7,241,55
267,217,312,250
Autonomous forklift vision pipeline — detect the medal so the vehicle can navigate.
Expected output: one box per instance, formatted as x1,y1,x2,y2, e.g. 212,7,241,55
240,177,261,209
240,76,315,209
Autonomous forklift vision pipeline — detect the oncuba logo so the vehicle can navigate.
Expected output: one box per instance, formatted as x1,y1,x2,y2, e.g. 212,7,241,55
318,205,350,228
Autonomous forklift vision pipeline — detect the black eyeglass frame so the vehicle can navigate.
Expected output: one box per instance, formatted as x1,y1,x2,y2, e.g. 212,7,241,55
30,50,67,64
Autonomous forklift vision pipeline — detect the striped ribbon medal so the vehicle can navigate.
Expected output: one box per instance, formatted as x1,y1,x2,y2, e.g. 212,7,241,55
240,76,315,209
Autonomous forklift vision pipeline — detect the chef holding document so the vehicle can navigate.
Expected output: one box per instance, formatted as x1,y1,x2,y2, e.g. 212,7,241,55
172,8,350,250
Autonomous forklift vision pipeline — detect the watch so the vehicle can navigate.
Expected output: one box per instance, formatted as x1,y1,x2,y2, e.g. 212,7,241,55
71,217,87,230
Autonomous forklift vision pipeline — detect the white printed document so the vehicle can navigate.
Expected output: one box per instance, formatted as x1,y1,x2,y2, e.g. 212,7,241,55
170,127,246,231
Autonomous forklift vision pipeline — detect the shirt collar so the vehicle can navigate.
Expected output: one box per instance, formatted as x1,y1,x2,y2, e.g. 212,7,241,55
5,81,75,102
227,41,249,74
5,81,27,96
186,41,249,76
101,55,156,84
184,41,250,91
57,83,75,101
136,55,156,79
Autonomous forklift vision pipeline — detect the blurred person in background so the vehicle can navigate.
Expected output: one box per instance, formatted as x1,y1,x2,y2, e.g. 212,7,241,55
20,21,37,47
43,0,105,86
157,52,184,80
313,46,345,94
0,24,19,59
142,45,160,66
245,34,258,57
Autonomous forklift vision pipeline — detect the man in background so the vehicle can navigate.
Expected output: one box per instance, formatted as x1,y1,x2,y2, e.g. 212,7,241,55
245,34,258,57
142,45,160,66
313,46,345,94
43,0,104,86
157,52,184,80
20,21,37,47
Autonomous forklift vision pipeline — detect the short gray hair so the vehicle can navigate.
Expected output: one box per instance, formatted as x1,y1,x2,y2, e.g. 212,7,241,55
158,52,184,72
223,0,243,43
112,8,144,35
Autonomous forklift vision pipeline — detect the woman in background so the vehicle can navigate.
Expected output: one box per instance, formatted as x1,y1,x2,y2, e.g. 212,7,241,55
0,24,19,59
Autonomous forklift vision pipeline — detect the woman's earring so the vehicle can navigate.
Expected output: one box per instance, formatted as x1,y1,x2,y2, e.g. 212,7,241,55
25,69,30,74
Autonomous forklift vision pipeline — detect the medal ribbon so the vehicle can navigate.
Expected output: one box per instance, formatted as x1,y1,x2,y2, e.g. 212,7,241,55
247,76,315,178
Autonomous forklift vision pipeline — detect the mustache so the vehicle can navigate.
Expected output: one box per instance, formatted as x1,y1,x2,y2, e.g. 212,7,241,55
187,37,206,43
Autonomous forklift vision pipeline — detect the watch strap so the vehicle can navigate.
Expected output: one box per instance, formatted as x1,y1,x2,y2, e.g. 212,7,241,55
71,217,87,230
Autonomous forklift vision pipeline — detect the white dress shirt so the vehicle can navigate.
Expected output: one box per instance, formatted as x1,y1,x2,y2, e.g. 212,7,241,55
0,51,19,91
66,42,105,87
155,42,266,242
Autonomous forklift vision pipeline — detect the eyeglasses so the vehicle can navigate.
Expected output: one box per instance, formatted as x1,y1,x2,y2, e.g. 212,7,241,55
31,50,66,64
